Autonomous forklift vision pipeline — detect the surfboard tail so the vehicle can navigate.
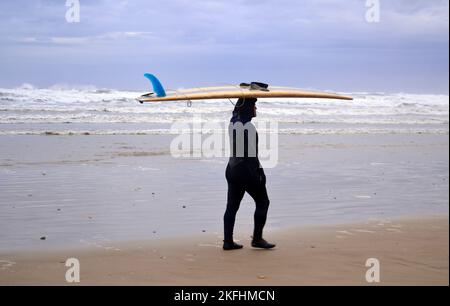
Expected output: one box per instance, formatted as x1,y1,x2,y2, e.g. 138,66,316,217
144,73,166,97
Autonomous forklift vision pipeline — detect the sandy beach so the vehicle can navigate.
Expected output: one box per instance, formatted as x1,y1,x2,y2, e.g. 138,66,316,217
0,215,447,286
1,0,449,289
0,131,448,285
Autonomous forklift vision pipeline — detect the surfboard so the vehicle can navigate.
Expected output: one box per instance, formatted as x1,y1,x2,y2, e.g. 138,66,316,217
137,74,353,103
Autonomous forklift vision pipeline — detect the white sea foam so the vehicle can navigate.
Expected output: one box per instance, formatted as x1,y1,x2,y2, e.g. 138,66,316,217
0,86,448,134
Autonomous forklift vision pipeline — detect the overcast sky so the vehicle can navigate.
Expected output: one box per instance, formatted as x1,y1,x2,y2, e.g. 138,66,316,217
0,0,448,93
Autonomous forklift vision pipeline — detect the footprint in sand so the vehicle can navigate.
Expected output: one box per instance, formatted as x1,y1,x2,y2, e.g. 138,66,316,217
104,246,121,251
336,229,377,237
257,275,267,280
353,229,376,234
386,228,403,233
354,195,372,199
336,230,355,236
197,243,221,248
379,220,393,225
185,254,196,262
0,260,15,270
370,162,389,166
80,239,120,251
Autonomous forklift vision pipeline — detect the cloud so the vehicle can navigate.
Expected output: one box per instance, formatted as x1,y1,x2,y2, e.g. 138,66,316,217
2,1,448,50
9,31,153,45
16,37,38,43
0,0,448,93
50,31,154,45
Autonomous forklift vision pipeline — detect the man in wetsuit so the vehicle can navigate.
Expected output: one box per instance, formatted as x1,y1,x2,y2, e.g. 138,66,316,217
223,97,276,250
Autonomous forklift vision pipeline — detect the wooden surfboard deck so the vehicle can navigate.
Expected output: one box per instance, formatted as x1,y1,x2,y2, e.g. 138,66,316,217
137,85,353,102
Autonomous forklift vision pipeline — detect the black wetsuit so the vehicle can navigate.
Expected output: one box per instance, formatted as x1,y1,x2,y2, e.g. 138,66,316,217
223,99,270,243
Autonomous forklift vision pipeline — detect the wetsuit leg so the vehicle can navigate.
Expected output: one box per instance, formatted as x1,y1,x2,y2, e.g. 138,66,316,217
224,165,246,242
245,169,270,241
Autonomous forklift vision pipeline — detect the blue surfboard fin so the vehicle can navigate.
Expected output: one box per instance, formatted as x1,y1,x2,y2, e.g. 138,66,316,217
144,73,166,97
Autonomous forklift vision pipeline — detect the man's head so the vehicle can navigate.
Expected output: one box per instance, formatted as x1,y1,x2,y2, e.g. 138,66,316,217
233,98,258,122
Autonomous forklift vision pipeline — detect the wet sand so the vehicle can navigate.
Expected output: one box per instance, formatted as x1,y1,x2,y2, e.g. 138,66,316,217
0,215,447,285
0,132,448,285
0,133,448,251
